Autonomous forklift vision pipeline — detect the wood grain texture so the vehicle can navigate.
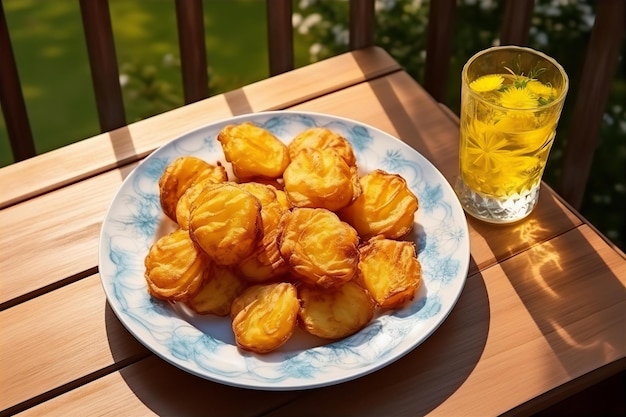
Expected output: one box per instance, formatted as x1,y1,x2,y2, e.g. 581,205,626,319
17,356,301,417
0,47,401,210
558,0,626,209
0,164,137,306
10,227,623,416
175,0,209,103
0,275,148,413
423,0,455,102
2,47,625,417
267,0,294,75
78,0,126,132
500,0,534,46
349,0,375,49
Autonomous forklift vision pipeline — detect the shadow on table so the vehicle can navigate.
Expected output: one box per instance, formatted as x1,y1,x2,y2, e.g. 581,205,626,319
469,188,625,389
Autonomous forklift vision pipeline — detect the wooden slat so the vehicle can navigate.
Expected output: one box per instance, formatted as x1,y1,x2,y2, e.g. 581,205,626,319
18,356,301,417
0,47,401,210
0,70,580,311
558,0,626,210
500,0,534,46
0,164,137,307
78,0,126,132
267,0,294,76
10,226,624,416
0,275,149,414
0,1,36,161
349,0,375,49
423,0,456,103
175,0,209,103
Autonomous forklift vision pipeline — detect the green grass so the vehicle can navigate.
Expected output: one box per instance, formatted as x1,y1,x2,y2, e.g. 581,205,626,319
2,0,99,164
1,0,311,166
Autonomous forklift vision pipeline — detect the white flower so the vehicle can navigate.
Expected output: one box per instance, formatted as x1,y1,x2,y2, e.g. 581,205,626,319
375,0,396,12
332,25,349,46
310,43,322,55
162,53,175,66
479,0,496,10
309,43,322,61
577,3,595,30
534,31,548,46
298,13,322,35
299,0,317,9
292,13,302,27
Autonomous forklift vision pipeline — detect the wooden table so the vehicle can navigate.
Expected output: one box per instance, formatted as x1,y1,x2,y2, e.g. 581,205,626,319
1,47,624,416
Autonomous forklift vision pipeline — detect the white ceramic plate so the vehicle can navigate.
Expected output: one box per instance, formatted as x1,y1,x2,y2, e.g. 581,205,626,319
99,111,470,390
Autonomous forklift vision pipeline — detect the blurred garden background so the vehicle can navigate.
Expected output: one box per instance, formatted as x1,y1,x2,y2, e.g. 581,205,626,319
1,0,624,250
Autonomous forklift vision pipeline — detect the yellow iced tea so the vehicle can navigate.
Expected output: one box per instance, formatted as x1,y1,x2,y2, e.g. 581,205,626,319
459,73,564,197
456,46,568,223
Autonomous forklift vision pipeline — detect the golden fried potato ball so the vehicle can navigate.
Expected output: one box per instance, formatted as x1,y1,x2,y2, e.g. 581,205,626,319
244,177,284,191
278,208,359,289
237,227,288,283
145,125,426,354
237,182,287,283
273,188,291,210
159,156,227,222
217,122,290,180
186,265,248,316
288,127,357,167
356,237,422,309
298,280,375,339
237,181,277,206
231,282,299,353
144,228,211,301
189,183,263,266
237,182,286,233
232,183,289,282
338,169,418,240
283,148,360,211
176,174,229,230
230,283,267,319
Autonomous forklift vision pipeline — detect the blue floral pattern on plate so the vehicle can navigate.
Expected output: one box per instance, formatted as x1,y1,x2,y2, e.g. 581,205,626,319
99,111,470,390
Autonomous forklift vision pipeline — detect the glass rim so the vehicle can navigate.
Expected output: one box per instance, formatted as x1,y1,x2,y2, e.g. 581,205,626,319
462,45,569,111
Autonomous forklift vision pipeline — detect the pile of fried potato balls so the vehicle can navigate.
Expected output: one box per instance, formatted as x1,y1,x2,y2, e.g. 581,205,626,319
144,122,422,354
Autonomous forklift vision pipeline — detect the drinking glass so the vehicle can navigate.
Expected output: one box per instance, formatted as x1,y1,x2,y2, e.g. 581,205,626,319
455,46,568,223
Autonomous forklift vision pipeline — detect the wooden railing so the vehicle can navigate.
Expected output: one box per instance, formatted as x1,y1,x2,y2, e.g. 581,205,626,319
1,0,624,210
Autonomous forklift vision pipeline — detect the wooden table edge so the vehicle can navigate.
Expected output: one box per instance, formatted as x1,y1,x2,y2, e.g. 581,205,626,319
0,46,402,210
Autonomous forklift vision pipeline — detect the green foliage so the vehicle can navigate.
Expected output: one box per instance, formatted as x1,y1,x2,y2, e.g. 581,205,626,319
0,0,270,166
119,57,183,123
